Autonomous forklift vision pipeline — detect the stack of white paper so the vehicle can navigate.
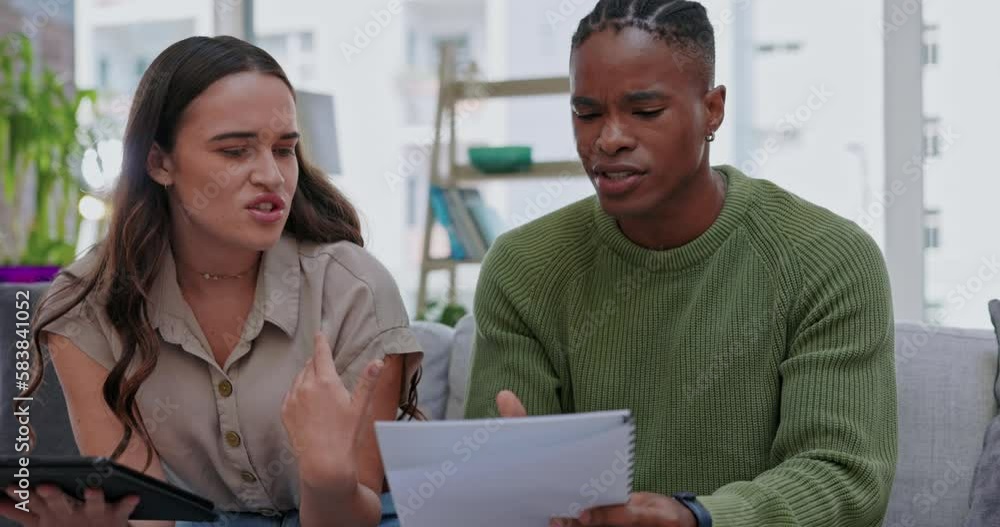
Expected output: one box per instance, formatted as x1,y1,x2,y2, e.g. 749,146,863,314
375,410,635,527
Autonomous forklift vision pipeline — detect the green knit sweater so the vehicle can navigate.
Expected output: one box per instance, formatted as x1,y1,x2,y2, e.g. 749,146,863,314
464,165,897,526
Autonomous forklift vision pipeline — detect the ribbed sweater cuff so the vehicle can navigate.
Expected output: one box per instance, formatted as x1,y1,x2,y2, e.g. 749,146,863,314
698,493,790,526
698,494,752,526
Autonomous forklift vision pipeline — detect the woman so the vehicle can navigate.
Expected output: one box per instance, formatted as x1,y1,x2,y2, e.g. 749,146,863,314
1,36,422,527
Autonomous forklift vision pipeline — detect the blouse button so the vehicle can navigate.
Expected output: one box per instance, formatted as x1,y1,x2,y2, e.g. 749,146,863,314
224,431,242,448
241,471,257,483
218,380,233,398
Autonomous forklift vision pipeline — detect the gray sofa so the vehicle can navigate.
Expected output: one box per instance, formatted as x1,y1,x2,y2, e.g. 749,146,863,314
414,318,1000,527
2,284,998,526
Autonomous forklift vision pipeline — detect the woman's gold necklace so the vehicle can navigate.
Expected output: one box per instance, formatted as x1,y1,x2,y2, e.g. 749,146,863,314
193,260,259,281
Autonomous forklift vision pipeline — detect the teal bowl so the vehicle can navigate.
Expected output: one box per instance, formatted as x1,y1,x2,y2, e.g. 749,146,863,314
468,146,533,174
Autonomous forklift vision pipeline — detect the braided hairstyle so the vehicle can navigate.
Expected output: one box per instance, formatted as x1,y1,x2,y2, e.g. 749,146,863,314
571,0,716,87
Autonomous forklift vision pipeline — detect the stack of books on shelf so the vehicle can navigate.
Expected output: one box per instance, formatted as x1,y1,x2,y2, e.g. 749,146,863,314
429,185,505,261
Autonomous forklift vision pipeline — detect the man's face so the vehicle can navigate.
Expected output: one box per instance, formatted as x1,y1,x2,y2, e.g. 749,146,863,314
570,27,724,219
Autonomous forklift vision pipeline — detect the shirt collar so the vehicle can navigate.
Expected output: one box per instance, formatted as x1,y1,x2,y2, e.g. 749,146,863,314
149,235,301,338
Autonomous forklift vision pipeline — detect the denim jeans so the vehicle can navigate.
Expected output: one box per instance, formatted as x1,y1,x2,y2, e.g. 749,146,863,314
176,493,399,527
176,509,300,527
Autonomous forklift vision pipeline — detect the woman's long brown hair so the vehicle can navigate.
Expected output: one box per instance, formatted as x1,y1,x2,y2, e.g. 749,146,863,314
24,36,422,470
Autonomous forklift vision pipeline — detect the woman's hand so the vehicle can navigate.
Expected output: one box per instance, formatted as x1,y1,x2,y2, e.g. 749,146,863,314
1,485,138,527
281,332,385,500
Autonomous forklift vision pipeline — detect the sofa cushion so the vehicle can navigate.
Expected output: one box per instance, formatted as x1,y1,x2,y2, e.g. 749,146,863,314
445,314,475,420
964,300,1000,527
885,322,998,527
409,321,455,421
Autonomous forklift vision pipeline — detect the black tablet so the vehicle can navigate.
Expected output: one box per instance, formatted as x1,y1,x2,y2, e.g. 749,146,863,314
0,456,218,521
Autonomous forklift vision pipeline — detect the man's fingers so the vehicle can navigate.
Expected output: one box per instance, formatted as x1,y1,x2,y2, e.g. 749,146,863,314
549,518,583,527
579,503,629,525
551,494,669,527
496,390,528,418
580,500,670,527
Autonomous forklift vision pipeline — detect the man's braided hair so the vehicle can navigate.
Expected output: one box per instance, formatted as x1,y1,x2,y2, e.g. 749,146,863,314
571,0,716,86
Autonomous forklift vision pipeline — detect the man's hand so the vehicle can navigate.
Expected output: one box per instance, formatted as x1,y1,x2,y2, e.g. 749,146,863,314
497,393,695,527
496,390,528,417
549,492,697,527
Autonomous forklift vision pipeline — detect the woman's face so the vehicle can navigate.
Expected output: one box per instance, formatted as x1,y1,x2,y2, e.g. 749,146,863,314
570,27,724,219
149,71,300,252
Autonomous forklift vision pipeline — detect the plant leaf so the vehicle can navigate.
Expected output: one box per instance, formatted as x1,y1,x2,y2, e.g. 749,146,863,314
1,33,87,264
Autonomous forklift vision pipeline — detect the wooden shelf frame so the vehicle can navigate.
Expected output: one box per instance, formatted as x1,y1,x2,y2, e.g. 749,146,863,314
415,46,585,315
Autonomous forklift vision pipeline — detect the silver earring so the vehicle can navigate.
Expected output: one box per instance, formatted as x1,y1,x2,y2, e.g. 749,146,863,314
706,132,716,143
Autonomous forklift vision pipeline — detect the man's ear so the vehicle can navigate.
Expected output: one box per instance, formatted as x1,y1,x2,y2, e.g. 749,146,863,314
146,143,175,187
705,85,727,135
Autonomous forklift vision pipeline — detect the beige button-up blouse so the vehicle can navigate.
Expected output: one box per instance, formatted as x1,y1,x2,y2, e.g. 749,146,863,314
36,235,423,513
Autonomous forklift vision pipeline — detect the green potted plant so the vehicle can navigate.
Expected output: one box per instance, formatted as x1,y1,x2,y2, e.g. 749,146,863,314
0,33,96,282
416,299,468,328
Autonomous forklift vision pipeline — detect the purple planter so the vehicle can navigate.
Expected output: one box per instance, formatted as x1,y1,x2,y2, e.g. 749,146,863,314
0,266,61,283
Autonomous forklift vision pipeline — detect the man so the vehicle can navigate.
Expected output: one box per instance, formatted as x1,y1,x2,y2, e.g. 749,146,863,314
464,1,897,526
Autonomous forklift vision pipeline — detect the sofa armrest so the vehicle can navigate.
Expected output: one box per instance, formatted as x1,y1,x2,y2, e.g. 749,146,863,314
444,314,475,420
409,321,456,421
